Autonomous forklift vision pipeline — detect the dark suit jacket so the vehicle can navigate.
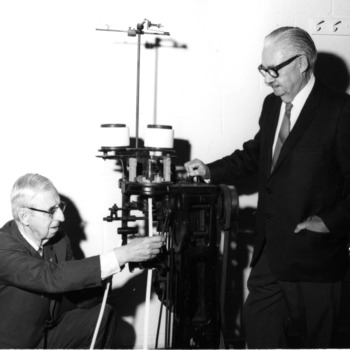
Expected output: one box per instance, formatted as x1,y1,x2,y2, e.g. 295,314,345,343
208,79,350,282
0,220,103,348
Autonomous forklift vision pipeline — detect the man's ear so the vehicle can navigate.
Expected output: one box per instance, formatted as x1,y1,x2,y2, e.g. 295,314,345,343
18,208,30,226
299,55,309,73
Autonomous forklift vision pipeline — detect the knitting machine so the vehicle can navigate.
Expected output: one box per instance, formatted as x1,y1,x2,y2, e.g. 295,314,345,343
98,142,238,348
96,19,239,349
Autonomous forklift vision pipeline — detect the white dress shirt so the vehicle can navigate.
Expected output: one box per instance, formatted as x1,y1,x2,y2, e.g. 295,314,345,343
272,74,316,153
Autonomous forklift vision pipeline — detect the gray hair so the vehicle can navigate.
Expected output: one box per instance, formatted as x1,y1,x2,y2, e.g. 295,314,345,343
11,173,58,220
265,26,317,71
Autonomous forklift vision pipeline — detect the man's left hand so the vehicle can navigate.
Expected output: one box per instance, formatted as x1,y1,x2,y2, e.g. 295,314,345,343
294,215,330,233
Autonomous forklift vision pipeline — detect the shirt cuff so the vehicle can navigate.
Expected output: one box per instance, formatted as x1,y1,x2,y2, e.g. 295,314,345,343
100,250,121,280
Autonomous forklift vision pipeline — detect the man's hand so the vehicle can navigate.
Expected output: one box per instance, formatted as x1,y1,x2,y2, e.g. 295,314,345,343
184,158,210,179
114,235,166,266
294,215,330,233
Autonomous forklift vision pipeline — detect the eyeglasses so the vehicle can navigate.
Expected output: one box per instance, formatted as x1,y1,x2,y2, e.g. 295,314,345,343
258,54,301,78
27,201,67,218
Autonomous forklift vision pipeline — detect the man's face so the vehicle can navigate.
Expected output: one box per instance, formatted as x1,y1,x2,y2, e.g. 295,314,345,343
26,190,65,244
261,43,304,103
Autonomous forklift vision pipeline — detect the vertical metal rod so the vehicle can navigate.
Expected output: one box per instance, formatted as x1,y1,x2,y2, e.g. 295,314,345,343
165,232,173,348
165,236,170,347
220,230,229,332
143,198,154,350
121,193,129,246
136,32,142,148
153,46,159,124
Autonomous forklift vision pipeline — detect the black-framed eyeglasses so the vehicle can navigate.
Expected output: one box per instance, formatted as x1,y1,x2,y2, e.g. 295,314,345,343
258,54,301,78
27,201,67,218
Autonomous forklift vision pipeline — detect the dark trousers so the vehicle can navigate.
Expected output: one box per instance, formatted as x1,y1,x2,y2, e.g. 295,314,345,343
243,248,341,348
37,303,117,349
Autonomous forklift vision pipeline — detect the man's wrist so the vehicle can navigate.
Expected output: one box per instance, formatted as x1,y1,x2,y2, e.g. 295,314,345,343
100,250,121,280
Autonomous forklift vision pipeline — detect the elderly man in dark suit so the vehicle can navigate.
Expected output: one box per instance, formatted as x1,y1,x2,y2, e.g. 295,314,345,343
185,26,350,348
0,173,165,348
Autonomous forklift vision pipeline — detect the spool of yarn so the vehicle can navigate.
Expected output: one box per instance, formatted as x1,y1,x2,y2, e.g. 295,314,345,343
144,125,174,149
100,124,130,148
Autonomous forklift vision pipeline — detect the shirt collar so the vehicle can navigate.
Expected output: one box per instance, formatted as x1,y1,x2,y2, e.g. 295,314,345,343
291,74,315,111
286,74,315,129
18,227,48,251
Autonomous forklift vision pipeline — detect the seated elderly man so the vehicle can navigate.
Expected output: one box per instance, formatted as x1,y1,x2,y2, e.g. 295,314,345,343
0,173,165,348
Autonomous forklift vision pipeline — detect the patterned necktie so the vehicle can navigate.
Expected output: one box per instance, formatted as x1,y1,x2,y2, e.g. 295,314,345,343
271,103,293,171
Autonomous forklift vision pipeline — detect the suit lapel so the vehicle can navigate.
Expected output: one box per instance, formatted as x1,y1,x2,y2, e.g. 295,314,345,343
43,244,58,263
43,244,60,323
269,80,323,175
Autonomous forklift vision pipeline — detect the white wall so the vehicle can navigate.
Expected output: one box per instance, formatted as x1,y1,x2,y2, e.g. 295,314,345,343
0,0,350,348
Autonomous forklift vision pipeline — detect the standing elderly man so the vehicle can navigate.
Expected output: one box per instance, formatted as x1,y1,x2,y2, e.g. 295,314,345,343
0,173,165,349
185,26,350,348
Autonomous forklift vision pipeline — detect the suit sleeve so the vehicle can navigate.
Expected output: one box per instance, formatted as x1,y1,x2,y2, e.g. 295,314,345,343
208,134,261,184
0,232,103,294
319,95,350,234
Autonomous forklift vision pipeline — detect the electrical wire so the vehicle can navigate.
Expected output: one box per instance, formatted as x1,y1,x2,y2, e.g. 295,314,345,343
89,279,111,350
90,220,112,350
155,284,165,348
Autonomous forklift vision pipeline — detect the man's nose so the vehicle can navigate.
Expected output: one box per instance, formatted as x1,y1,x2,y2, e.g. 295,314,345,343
54,208,65,222
264,73,275,85
264,71,276,85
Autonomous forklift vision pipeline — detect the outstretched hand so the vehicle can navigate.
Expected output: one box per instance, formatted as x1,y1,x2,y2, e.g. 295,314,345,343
114,235,166,267
184,158,210,179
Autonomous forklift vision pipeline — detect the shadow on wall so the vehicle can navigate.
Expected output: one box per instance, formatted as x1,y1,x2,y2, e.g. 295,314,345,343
108,270,152,348
315,52,350,92
59,194,87,260
173,139,191,168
